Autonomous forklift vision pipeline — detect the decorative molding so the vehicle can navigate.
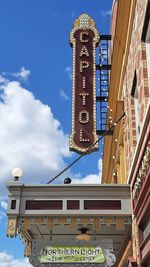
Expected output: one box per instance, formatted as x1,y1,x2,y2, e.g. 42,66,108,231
7,217,17,237
132,141,150,200
17,216,131,232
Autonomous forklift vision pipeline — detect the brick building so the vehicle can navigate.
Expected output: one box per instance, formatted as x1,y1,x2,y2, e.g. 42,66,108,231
102,0,150,266
5,4,149,267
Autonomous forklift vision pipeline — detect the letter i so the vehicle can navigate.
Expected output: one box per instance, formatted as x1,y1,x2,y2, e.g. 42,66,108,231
83,77,86,89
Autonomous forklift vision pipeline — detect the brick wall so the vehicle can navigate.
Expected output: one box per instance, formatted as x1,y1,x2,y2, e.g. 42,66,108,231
122,0,149,176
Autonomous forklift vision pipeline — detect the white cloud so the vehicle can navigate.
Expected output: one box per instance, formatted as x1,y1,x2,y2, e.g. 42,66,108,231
72,158,102,184
0,211,6,224
0,75,8,84
0,73,103,199
65,67,72,80
13,67,31,81
0,201,7,210
59,89,69,100
72,174,100,184
0,76,71,199
100,9,112,17
98,158,102,177
0,252,32,267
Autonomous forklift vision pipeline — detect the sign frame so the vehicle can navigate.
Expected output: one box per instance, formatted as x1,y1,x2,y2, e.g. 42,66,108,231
29,239,116,267
69,14,100,154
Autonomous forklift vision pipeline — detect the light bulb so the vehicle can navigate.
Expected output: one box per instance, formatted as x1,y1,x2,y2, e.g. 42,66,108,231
12,168,23,180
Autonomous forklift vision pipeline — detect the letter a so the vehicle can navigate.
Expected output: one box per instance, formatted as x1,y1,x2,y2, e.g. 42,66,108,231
80,46,89,57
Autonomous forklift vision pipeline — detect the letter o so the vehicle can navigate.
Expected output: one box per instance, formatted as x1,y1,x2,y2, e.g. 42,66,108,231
79,111,89,124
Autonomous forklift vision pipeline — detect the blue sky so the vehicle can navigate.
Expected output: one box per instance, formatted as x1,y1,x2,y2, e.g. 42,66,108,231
0,0,112,265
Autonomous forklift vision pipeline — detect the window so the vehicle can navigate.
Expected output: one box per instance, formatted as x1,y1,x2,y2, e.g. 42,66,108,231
142,214,150,241
11,200,16,210
139,214,150,266
25,200,62,210
67,200,79,210
131,72,140,140
84,200,121,210
142,0,150,93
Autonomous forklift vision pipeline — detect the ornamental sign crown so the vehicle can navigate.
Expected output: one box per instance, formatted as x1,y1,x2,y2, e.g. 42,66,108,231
69,14,100,154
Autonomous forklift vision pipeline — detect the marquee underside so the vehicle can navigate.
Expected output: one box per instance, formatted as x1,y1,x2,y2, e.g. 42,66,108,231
7,183,131,267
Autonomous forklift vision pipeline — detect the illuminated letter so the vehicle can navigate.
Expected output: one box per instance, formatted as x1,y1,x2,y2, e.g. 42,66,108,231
80,61,89,72
79,92,89,106
82,77,86,89
80,46,89,57
80,31,89,43
79,110,89,124
79,129,90,142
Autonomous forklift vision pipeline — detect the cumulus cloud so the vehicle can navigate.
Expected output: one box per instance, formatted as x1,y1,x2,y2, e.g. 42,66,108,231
0,76,71,199
0,75,8,84
0,71,103,200
0,201,8,210
100,9,112,17
72,174,100,184
65,67,72,80
59,89,69,101
0,252,32,267
13,67,31,81
72,158,102,184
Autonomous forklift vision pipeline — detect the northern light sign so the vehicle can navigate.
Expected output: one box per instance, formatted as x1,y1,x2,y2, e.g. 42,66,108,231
70,14,100,154
30,240,116,267
39,246,106,263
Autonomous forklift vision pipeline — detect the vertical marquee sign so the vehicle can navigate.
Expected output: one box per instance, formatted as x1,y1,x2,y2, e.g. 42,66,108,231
70,14,100,154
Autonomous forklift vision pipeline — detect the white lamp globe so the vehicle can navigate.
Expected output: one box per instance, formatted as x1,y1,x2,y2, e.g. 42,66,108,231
12,168,23,180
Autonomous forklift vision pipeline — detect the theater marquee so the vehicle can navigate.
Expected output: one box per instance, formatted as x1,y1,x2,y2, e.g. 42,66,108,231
70,14,100,154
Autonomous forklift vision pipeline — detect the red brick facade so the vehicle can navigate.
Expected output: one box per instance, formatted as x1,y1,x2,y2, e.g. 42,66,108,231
119,0,150,265
105,0,150,266
122,0,149,176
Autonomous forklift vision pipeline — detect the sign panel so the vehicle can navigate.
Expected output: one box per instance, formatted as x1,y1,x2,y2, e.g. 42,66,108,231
30,239,116,267
39,246,105,263
70,14,100,154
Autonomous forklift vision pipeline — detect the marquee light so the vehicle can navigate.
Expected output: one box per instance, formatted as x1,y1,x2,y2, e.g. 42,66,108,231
69,14,100,154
